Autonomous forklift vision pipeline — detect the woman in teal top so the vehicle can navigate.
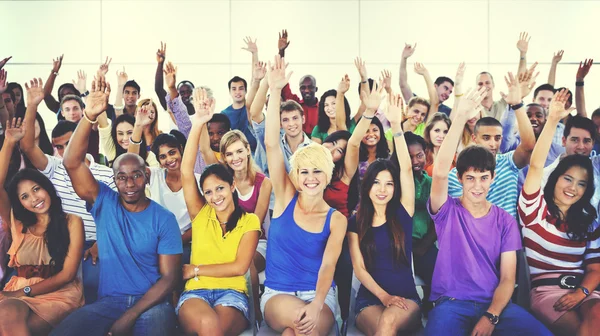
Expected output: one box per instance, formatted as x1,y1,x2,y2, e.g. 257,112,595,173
311,83,355,144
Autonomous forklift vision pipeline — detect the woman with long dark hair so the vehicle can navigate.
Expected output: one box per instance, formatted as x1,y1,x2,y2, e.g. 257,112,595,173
348,94,421,335
177,89,260,335
311,85,354,144
98,112,152,166
519,90,600,335
7,82,26,116
0,118,84,335
423,112,452,176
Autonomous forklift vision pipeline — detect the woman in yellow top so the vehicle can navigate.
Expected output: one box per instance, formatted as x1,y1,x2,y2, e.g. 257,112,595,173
178,88,260,336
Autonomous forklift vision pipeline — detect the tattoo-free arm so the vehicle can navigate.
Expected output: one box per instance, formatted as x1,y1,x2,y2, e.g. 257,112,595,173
486,251,517,316
348,232,390,301
512,105,534,169
20,104,49,171
399,57,413,102
249,78,268,124
392,122,415,216
42,72,60,113
155,62,167,110
62,118,100,204
182,120,206,220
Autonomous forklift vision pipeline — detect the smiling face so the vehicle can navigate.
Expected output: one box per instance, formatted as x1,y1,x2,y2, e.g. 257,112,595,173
473,125,502,156
526,105,546,137
61,100,83,123
429,120,449,148
114,157,148,205
406,103,428,127
281,109,305,138
116,121,134,150
563,127,594,156
202,174,235,212
368,170,395,207
436,81,453,102
229,81,246,104
323,95,336,119
554,166,588,210
322,138,348,163
179,84,193,104
299,77,317,102
123,86,140,107
534,89,554,109
208,122,228,152
17,180,51,214
297,167,328,196
458,168,493,204
157,145,182,171
223,140,250,172
476,73,494,98
362,123,381,147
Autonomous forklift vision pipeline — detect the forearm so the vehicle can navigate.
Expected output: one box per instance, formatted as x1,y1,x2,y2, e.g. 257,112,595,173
265,89,283,148
355,267,388,301
514,106,535,151
518,52,527,75
182,123,203,181
0,104,7,130
127,124,143,155
487,278,515,316
181,228,192,245
422,72,439,122
575,85,587,117
313,264,336,308
434,114,467,176
63,117,94,169
246,78,260,111
43,72,60,113
530,117,560,170
0,141,15,187
250,79,268,123
190,261,249,279
500,109,518,153
399,58,412,101
126,274,179,318
168,94,192,137
198,124,218,166
155,62,167,110
29,267,80,297
580,269,600,294
348,109,375,147
335,92,347,130
21,104,39,152
548,62,558,87
114,86,124,114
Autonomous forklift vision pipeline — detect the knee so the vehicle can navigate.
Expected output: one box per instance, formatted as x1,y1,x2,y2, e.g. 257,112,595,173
376,311,399,334
0,302,27,328
584,302,600,323
184,314,221,335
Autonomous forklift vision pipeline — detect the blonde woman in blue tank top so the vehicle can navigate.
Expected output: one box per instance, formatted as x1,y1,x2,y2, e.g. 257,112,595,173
261,55,348,335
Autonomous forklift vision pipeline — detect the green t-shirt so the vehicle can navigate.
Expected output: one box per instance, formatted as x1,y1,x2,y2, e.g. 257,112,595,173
412,172,433,239
311,119,357,142
385,122,425,141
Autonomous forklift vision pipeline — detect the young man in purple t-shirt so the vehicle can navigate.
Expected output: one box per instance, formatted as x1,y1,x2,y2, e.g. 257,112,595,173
425,87,551,336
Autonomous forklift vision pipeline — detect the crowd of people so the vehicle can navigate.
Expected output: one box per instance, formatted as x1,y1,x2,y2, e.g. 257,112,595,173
0,29,599,336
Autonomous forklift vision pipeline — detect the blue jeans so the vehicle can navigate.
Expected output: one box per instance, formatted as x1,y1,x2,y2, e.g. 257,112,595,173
425,297,552,336
82,240,100,304
50,295,176,336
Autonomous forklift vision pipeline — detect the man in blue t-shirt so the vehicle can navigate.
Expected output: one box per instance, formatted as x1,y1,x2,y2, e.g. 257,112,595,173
51,76,182,336
221,76,257,152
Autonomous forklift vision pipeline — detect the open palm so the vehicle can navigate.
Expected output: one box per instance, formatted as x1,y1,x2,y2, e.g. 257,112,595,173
4,118,26,143
192,88,216,124
86,77,111,118
25,78,45,106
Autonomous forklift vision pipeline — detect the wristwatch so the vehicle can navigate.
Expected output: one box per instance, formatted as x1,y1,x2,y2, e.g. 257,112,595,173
23,286,32,297
578,285,591,297
509,101,524,111
483,311,499,325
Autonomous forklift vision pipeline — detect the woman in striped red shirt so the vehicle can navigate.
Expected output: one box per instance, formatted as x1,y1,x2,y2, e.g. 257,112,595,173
519,89,600,335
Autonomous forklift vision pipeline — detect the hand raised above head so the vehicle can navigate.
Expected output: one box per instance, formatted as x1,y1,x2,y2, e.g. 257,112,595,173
97,56,112,77
156,41,167,63
52,54,64,73
338,74,350,94
242,36,258,54
25,78,45,107
278,29,290,51
163,62,177,89
401,43,417,60
548,89,575,121
516,31,531,53
192,88,216,125
267,55,293,91
85,76,111,118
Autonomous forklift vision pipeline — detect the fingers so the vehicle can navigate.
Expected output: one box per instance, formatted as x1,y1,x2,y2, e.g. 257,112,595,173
83,249,90,261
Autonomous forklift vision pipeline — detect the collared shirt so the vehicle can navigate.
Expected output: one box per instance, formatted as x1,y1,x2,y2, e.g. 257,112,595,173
282,83,319,136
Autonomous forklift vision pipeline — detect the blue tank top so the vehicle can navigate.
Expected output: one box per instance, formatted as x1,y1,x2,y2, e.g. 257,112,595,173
265,193,336,291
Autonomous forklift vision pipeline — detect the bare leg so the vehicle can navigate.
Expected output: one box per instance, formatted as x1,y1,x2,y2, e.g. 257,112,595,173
356,305,385,336
178,298,223,336
214,305,248,336
577,298,600,336
27,312,52,336
550,310,580,336
251,253,265,323
374,301,421,336
0,299,31,336
264,294,335,336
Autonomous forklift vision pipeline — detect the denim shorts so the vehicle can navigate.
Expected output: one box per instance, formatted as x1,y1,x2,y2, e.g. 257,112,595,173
176,289,249,320
355,295,422,320
260,286,337,319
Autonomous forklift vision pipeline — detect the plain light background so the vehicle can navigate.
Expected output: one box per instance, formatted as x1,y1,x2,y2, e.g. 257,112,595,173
2,0,599,133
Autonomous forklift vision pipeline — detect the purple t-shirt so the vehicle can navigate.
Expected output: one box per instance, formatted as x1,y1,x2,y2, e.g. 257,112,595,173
427,196,522,303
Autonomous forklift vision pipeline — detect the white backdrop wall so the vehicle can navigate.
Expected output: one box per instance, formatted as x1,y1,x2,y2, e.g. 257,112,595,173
3,0,600,133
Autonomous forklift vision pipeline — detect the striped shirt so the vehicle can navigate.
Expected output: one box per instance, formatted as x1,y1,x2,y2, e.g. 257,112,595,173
448,151,519,218
518,188,600,279
41,154,116,241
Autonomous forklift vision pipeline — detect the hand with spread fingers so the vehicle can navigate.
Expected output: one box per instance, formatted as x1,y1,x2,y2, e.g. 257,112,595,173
73,70,87,93
25,78,45,107
456,86,488,120
354,57,368,82
516,31,531,54
548,89,576,122
338,74,350,94
4,117,26,144
242,36,258,54
576,58,593,82
85,76,111,119
518,62,539,99
499,72,523,106
164,62,177,90
360,78,385,112
267,55,293,91
253,61,267,81
381,69,392,93
278,29,290,51
552,50,564,65
386,92,405,126
192,88,216,125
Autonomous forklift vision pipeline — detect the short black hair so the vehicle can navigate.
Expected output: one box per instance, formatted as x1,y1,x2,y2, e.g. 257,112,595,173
592,108,600,119
208,113,231,130
228,76,247,90
435,76,454,87
51,120,77,139
555,87,573,106
533,84,555,99
474,117,502,135
177,80,195,90
564,116,597,140
404,131,427,151
57,83,80,99
456,145,496,178
151,133,183,158
357,78,375,95
123,80,141,94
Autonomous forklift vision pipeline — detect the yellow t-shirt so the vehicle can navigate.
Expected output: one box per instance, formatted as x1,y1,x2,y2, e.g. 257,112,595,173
185,204,261,293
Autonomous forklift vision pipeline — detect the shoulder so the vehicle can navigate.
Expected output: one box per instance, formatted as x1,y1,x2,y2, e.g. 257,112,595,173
330,210,348,230
66,214,84,230
239,212,260,229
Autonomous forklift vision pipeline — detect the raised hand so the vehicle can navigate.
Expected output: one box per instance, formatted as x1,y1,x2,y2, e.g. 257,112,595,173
401,43,417,60
576,59,593,81
360,79,384,111
163,62,177,89
413,62,428,76
97,56,112,77
354,57,368,81
253,61,267,81
552,50,564,64
0,69,7,94
4,117,26,144
134,105,154,127
455,62,466,82
278,29,290,51
0,56,12,70
381,69,392,92
500,72,523,105
518,62,539,99
457,87,487,119
52,54,64,73
192,88,216,125
242,36,258,54
338,74,350,94
85,76,111,118
156,41,167,63
73,70,87,93
24,78,45,107
516,32,530,54
116,67,128,86
548,89,575,121
267,55,293,91
386,93,405,125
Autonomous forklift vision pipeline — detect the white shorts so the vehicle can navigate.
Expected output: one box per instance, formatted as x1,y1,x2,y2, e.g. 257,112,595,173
260,286,337,319
256,239,267,259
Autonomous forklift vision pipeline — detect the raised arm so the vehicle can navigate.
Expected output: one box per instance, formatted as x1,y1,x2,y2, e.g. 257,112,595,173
518,62,539,101
399,43,417,102
516,32,530,75
430,87,486,214
181,88,211,220
265,55,295,211
246,58,264,112
352,58,370,122
62,76,111,204
502,72,535,169
198,121,219,166
335,74,350,131
242,37,260,110
0,69,9,129
575,59,593,118
522,89,573,195
278,29,290,59
449,63,466,121
0,56,11,70
387,93,415,216
0,118,26,225
414,62,439,122
249,62,268,124
155,42,167,110
127,105,153,156
20,79,49,171
548,50,563,87
43,54,63,113
114,66,127,117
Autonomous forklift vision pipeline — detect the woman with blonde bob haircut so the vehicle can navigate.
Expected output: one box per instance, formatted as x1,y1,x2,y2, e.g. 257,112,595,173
261,55,347,335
